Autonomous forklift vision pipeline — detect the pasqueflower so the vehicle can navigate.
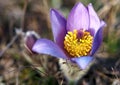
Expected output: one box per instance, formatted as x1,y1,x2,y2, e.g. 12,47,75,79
32,2,106,69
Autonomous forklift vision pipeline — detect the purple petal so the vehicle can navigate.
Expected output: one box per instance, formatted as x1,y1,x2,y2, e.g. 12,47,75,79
50,9,67,49
90,21,106,55
87,3,100,35
100,21,106,28
72,56,93,69
67,2,89,31
32,39,67,59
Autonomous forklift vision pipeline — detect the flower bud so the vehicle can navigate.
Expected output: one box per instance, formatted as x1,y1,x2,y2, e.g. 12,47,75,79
24,31,40,54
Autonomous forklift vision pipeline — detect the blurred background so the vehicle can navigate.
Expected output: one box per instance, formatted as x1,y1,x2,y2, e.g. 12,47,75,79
0,0,120,85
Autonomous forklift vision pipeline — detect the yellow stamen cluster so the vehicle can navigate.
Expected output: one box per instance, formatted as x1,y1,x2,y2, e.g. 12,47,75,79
64,30,93,57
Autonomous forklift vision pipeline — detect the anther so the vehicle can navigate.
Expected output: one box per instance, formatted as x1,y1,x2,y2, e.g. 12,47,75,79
64,30,93,57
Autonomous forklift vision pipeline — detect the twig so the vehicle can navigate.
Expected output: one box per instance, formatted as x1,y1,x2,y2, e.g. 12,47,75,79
0,0,28,59
60,79,63,85
0,35,19,58
98,0,120,18
4,65,48,77
21,0,28,30
16,71,19,85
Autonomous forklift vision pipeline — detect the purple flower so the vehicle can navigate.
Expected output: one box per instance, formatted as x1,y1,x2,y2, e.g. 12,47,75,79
32,2,106,69
24,31,40,54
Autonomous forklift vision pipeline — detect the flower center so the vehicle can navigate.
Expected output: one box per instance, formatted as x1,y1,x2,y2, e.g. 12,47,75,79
64,30,93,57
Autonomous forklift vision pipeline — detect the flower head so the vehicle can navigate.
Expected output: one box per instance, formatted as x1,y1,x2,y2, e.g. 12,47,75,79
32,2,106,69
